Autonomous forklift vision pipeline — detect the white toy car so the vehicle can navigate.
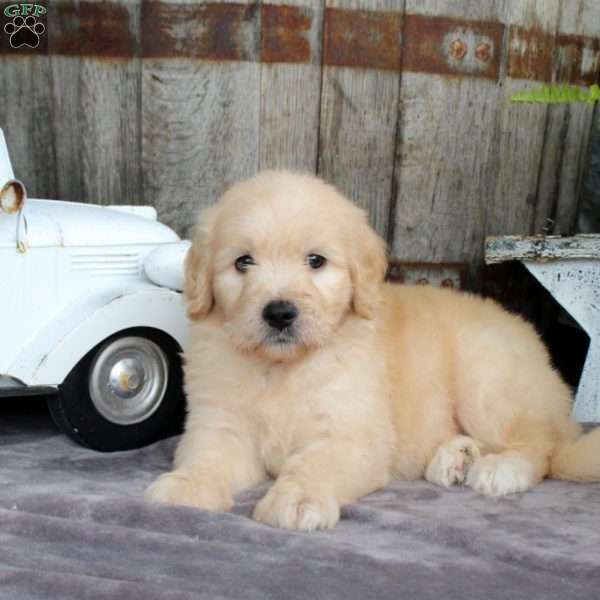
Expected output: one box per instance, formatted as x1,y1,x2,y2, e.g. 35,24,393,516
0,129,190,451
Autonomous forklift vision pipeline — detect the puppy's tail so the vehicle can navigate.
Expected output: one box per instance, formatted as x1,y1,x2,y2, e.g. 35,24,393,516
550,427,600,483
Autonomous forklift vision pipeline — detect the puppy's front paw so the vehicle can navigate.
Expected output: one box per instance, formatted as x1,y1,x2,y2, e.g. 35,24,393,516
145,471,233,512
425,435,481,488
253,479,340,532
466,453,535,496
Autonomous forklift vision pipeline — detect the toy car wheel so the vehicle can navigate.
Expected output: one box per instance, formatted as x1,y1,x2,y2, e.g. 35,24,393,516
47,329,185,452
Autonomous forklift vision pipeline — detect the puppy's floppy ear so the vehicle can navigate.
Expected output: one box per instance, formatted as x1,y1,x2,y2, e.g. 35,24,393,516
349,212,388,320
184,205,218,320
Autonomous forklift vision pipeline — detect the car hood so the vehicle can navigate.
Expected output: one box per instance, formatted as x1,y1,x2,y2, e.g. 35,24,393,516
0,199,179,247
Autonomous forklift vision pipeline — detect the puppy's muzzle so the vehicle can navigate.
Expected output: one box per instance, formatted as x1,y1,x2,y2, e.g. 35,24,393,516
262,300,298,331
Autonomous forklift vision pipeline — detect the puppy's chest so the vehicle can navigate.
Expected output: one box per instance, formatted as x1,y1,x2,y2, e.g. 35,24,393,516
258,420,289,478
253,367,331,477
254,374,301,477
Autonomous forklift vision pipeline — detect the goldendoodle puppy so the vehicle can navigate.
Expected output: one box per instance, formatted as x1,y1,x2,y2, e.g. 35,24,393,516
146,171,600,531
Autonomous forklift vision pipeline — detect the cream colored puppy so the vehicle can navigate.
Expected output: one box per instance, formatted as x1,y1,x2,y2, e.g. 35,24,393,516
146,171,600,531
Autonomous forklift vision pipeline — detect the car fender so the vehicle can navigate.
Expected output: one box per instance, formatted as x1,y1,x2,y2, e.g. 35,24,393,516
9,288,189,387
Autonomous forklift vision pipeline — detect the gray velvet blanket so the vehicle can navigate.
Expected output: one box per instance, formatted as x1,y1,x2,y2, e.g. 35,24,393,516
1,398,599,600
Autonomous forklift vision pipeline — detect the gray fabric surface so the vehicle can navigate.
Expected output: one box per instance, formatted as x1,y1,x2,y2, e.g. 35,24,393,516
1,398,599,600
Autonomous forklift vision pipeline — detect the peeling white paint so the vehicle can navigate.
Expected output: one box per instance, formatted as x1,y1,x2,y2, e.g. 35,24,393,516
524,259,600,422
486,235,600,423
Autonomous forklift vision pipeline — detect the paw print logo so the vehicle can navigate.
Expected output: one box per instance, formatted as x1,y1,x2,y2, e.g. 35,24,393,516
4,15,45,49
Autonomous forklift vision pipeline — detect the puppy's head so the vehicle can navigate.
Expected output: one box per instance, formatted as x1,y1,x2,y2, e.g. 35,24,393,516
184,171,387,361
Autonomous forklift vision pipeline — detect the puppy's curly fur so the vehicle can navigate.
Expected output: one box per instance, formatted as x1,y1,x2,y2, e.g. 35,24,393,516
146,171,600,531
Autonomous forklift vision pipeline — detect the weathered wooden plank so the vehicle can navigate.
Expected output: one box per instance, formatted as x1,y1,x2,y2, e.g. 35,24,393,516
79,57,143,205
2,0,597,263
0,0,53,196
2,0,142,206
485,2,561,241
534,0,600,235
391,0,505,267
259,0,323,172
46,0,142,205
547,103,596,233
0,57,56,198
391,1,596,272
485,234,600,264
47,53,83,202
45,2,82,202
578,106,600,233
141,0,260,238
79,1,142,205
318,0,404,239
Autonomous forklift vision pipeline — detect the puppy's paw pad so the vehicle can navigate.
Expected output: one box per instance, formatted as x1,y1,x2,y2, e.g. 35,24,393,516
253,481,340,532
145,472,232,511
466,453,534,496
425,436,481,487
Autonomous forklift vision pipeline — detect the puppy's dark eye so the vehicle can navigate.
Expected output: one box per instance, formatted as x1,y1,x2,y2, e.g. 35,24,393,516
307,254,326,269
235,255,255,272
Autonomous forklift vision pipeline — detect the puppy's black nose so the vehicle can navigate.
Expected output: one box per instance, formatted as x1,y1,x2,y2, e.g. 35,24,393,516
262,300,298,331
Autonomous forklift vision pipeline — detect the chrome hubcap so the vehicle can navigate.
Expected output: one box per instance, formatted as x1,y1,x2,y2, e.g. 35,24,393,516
89,336,168,426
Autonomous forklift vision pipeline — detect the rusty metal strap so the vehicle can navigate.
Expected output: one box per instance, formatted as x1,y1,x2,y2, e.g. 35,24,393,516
324,11,503,80
1,1,599,84
508,27,600,85
142,2,312,64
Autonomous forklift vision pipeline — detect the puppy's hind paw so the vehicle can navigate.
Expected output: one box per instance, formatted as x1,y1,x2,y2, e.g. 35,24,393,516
425,435,481,488
466,452,535,496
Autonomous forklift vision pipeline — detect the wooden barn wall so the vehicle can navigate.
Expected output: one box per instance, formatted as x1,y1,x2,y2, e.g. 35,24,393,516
1,0,600,284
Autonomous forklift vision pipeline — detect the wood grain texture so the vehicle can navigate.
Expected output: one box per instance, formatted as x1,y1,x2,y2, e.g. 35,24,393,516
391,0,505,266
484,2,561,242
46,2,84,202
79,0,142,205
578,104,600,234
141,0,260,238
259,0,323,172
47,53,83,203
390,0,596,273
318,0,404,239
0,57,56,198
0,0,597,276
485,234,600,264
79,56,143,205
46,0,142,204
535,0,600,235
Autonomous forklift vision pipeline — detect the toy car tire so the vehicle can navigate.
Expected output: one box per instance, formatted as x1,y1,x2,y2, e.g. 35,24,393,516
47,328,185,452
